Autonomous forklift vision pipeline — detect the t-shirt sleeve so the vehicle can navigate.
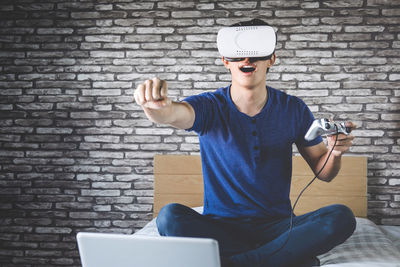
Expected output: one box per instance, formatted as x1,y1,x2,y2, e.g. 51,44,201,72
183,93,215,136
295,100,323,147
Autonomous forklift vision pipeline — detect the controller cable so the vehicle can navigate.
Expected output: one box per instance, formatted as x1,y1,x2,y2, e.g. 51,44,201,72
267,125,340,257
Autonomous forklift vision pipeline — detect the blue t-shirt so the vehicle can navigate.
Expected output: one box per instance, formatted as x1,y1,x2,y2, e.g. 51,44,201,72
184,85,322,219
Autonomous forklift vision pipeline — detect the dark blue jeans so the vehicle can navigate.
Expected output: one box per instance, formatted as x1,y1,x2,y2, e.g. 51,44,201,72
156,203,356,267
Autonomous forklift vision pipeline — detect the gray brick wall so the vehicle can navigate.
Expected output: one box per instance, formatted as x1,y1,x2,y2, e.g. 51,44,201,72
0,0,399,266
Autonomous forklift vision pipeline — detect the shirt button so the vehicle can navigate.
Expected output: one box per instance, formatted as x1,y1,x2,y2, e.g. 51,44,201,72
251,119,256,124
252,131,257,136
254,146,259,150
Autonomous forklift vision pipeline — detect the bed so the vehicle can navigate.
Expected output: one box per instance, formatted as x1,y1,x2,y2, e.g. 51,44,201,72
134,155,400,266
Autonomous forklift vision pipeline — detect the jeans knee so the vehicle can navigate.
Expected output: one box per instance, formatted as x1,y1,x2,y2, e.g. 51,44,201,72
156,203,186,236
325,204,356,241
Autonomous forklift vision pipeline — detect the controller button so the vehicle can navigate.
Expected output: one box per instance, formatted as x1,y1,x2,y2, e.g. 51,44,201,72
325,123,330,129
324,118,329,122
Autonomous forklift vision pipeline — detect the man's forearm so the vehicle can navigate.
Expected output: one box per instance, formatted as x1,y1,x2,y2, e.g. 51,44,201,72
143,101,195,130
314,152,342,182
142,102,175,125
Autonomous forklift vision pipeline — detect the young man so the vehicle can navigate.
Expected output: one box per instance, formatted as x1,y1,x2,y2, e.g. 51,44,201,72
134,19,356,267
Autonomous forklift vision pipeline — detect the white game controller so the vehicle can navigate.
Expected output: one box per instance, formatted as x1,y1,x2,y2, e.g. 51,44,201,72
305,118,351,141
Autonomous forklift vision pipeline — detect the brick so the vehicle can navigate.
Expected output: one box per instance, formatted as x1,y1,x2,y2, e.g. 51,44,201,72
89,151,123,158
171,11,203,18
367,0,400,6
0,51,25,58
56,102,93,110
178,73,216,81
382,114,400,120
334,50,374,57
35,227,72,234
389,179,400,186
346,96,387,104
64,165,100,172
77,174,113,182
102,65,133,73
94,82,131,89
25,151,63,158
290,34,328,41
350,146,389,153
102,144,138,152
332,33,371,41
275,10,307,17
102,166,132,174
92,182,131,189
299,82,340,89
51,258,75,265
90,51,124,58
322,0,363,7
85,35,121,42
82,89,121,97
217,2,257,9
114,204,152,212
366,103,400,111
37,81,90,88
70,112,127,119
95,197,134,205
77,73,114,81
0,81,32,89
76,127,132,135
126,50,164,58
80,190,120,197
282,74,321,81
296,50,332,57
350,42,390,49
115,2,154,10
36,127,73,134
84,135,120,143
0,135,21,142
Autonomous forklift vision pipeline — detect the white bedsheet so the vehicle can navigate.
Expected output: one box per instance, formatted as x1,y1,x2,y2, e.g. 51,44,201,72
318,218,400,266
380,225,400,252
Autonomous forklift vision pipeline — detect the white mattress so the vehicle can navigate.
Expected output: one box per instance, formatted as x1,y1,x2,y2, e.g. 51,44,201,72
134,208,400,267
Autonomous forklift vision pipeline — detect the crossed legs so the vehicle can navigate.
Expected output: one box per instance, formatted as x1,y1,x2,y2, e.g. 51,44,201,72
156,203,356,267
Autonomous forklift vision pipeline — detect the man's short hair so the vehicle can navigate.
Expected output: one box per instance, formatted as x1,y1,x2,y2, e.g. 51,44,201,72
230,18,272,27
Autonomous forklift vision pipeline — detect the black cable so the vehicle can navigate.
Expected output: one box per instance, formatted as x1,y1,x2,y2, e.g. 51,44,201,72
267,125,340,257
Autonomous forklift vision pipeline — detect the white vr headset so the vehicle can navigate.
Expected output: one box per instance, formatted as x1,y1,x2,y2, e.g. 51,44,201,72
217,25,276,61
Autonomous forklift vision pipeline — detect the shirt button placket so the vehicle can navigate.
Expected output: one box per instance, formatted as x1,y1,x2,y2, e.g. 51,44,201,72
251,118,260,161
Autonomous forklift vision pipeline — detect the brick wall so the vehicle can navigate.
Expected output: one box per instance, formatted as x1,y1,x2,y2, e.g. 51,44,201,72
0,0,399,266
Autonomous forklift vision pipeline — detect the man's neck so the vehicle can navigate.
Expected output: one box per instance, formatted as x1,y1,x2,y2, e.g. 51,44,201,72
230,83,268,117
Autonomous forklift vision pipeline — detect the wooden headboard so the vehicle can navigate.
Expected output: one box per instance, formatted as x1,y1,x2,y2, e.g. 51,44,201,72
153,155,367,218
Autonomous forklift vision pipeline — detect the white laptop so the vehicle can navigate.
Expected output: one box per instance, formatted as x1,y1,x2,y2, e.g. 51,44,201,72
77,232,221,267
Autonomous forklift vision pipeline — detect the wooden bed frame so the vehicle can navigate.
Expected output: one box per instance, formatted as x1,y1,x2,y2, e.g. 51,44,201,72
153,155,367,218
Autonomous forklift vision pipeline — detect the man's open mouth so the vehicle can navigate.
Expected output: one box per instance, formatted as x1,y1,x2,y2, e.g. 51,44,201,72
240,66,256,73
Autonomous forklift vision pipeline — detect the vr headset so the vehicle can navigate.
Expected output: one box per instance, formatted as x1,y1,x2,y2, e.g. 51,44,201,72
217,25,276,62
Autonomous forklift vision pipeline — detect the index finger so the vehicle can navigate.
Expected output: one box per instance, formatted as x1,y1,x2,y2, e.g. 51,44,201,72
345,121,357,131
160,80,168,99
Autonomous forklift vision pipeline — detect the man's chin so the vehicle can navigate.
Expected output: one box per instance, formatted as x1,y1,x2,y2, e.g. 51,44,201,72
233,79,264,89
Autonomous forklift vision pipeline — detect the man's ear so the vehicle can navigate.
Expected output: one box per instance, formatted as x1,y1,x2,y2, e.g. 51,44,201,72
222,57,230,69
268,53,276,67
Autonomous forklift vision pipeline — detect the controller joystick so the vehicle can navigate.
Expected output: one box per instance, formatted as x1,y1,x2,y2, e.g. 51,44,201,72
305,118,351,141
